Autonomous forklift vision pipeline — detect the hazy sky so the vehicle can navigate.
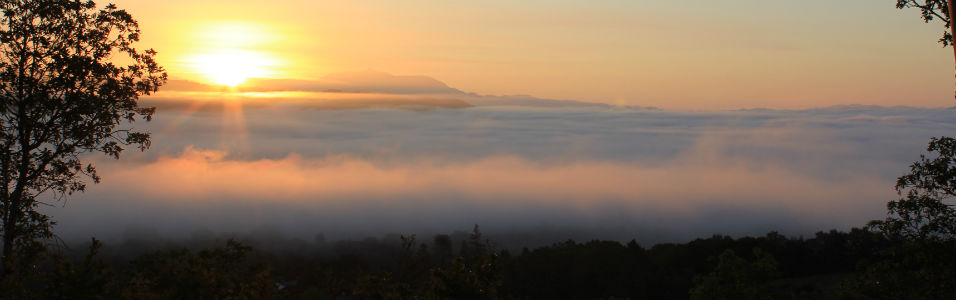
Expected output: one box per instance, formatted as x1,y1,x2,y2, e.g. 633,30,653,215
44,1,956,246
111,0,955,109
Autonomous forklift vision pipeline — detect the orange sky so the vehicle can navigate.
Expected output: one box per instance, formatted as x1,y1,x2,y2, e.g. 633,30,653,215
111,0,954,110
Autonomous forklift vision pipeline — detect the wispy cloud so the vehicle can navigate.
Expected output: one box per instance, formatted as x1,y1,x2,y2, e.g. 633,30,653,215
45,102,954,245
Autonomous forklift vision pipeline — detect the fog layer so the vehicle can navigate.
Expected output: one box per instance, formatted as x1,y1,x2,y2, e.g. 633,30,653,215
45,87,956,246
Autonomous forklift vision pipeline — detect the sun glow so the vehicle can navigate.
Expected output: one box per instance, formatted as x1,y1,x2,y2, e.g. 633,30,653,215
184,22,283,87
190,50,275,86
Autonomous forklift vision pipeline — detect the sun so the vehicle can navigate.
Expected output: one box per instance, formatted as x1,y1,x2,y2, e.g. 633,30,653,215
184,22,282,87
190,50,274,87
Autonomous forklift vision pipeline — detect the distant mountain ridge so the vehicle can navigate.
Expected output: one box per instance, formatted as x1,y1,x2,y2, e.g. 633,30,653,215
160,70,638,109
164,70,466,95
163,71,951,111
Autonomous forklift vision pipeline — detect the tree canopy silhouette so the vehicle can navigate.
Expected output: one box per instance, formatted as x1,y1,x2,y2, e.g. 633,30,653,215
0,0,164,282
897,0,954,46
870,136,956,241
896,0,956,101
857,137,956,298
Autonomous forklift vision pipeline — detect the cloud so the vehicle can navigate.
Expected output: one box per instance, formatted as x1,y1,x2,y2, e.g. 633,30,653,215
52,142,892,245
128,103,952,179
95,144,888,212
42,103,954,246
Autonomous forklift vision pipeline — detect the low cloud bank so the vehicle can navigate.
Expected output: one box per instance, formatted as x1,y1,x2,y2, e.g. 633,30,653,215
41,100,955,246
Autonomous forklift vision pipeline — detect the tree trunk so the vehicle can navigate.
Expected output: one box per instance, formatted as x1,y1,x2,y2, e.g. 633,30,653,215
0,183,23,281
950,0,956,105
0,99,31,281
0,202,15,280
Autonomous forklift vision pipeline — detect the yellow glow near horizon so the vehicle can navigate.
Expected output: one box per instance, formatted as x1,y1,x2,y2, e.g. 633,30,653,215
184,22,283,87
117,0,953,109
189,50,275,86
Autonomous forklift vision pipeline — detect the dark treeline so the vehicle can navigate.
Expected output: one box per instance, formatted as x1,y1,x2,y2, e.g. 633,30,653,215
2,224,953,299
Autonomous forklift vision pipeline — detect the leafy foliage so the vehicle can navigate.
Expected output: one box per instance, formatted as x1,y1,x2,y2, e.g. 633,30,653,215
430,225,501,299
44,238,117,299
844,239,956,299
871,136,956,241
0,226,942,299
689,248,787,299
0,0,165,280
896,0,954,46
122,239,277,299
502,239,651,299
853,136,956,298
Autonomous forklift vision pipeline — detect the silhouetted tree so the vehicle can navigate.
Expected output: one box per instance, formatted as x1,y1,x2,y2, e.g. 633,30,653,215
123,240,277,299
45,238,118,299
855,136,956,298
870,136,956,241
432,234,453,266
689,248,788,300
896,0,956,101
431,225,501,299
0,0,165,283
